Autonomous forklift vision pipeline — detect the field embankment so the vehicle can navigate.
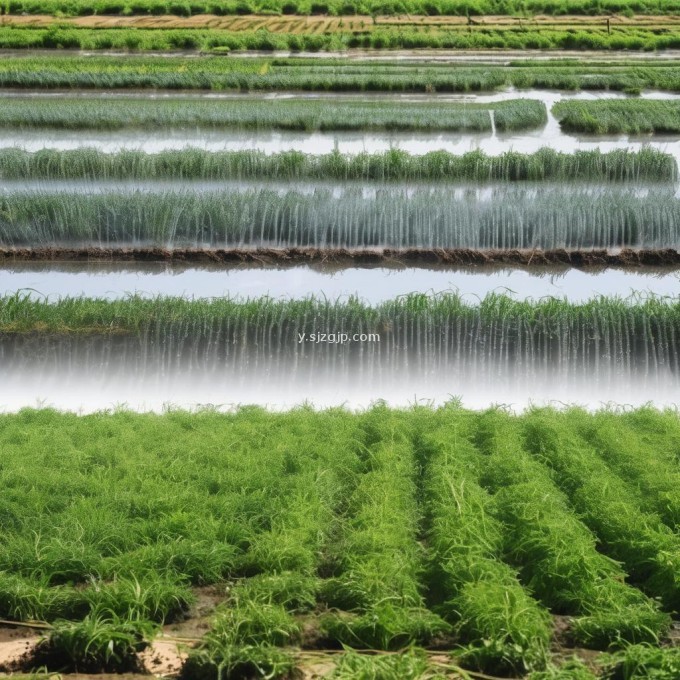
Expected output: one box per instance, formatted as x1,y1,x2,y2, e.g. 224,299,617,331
4,245,680,266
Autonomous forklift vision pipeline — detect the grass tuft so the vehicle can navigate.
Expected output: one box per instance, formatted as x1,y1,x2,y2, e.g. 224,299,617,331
28,615,157,674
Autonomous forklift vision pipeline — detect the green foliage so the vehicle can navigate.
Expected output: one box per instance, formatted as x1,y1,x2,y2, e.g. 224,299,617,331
521,409,680,612
182,643,296,680
3,55,680,92
422,410,551,675
0,406,363,623
0,96,545,132
602,644,680,679
2,406,680,676
6,0,680,16
328,649,432,680
230,572,319,612
183,568,304,678
0,572,89,621
565,409,680,530
4,148,671,183
1,184,678,250
208,601,302,647
86,574,194,622
321,604,451,650
554,99,680,135
530,659,599,679
0,55,676,91
1,24,680,51
474,410,669,648
31,615,157,673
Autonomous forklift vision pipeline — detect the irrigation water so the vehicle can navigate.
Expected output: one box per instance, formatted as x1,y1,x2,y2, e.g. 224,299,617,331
5,90,680,167
2,263,679,303
1,89,678,413
0,295,677,412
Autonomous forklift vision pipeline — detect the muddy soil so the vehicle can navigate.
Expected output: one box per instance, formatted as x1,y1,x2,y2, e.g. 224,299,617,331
2,246,680,269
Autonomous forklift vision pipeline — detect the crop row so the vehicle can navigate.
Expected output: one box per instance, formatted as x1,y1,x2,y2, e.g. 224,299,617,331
422,410,552,675
3,55,680,92
5,0,680,17
2,407,680,678
0,185,678,250
0,96,546,132
473,411,670,647
2,148,673,182
1,25,679,51
6,95,680,138
0,294,678,379
554,98,680,134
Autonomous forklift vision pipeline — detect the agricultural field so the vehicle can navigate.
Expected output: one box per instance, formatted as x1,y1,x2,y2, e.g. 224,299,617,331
4,55,680,92
1,148,671,181
4,0,680,16
554,99,680,134
1,407,680,679
0,97,548,131
1,15,680,680
3,183,680,249
1,24,680,50
2,0,680,51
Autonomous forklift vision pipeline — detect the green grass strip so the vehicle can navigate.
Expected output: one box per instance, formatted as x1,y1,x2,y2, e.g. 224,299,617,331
320,408,450,650
236,409,364,577
1,148,674,183
474,409,670,648
0,295,678,379
601,644,680,680
3,56,680,93
619,407,680,469
0,408,353,623
1,185,678,250
0,96,545,132
521,409,680,612
554,99,680,135
421,407,551,675
29,616,157,674
2,25,680,51
7,0,680,17
566,409,680,530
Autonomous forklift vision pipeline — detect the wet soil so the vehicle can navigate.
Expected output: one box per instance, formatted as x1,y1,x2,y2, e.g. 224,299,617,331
2,247,680,269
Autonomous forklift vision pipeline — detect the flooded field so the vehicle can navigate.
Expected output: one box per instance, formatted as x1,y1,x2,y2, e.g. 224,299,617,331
0,86,677,414
1,262,679,303
2,90,680,165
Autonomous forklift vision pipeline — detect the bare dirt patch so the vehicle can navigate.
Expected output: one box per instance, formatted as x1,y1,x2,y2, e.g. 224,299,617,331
141,639,186,677
0,625,41,672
